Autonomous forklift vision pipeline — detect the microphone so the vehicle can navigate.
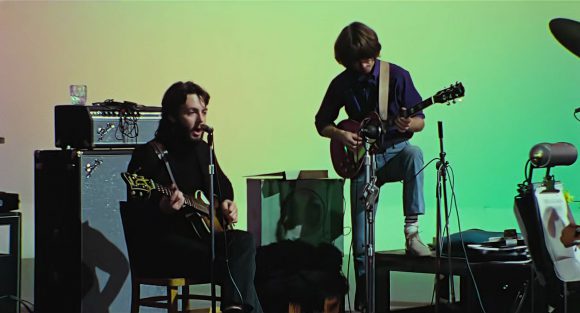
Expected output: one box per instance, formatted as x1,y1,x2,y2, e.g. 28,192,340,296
575,107,580,114
360,124,381,139
529,142,577,168
200,124,214,133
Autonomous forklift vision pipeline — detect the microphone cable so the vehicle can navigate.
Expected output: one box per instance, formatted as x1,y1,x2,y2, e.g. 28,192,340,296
212,136,246,307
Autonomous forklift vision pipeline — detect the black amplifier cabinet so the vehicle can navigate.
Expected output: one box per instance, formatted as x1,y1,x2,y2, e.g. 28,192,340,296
34,149,164,313
0,212,21,313
55,105,161,149
0,192,19,213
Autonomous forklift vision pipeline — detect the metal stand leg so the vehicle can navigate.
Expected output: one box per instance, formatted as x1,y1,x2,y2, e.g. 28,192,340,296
362,140,379,313
434,121,456,312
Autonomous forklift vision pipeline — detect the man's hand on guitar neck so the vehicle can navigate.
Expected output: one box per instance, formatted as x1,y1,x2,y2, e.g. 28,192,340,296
394,109,425,133
221,199,238,224
322,125,362,151
160,184,186,214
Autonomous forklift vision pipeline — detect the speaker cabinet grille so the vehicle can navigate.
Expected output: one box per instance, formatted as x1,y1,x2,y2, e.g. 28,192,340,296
34,149,163,313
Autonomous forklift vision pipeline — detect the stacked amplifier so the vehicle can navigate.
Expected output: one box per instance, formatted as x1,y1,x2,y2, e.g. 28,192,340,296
54,103,161,149
35,103,163,312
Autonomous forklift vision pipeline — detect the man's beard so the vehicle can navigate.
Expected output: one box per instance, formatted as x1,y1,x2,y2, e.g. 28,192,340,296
175,123,203,144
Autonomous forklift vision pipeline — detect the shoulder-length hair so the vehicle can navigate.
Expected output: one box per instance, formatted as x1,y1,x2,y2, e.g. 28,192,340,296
334,22,381,67
155,81,210,143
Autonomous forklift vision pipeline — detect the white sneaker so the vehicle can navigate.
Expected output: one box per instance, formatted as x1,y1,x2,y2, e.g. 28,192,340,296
405,231,431,256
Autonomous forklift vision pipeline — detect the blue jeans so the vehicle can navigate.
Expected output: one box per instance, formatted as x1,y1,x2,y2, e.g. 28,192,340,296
350,140,425,279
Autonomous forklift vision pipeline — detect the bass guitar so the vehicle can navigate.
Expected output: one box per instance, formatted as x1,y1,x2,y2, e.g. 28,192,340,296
330,82,465,178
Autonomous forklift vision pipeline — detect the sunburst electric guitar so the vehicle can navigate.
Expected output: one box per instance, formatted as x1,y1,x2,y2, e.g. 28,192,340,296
330,82,465,179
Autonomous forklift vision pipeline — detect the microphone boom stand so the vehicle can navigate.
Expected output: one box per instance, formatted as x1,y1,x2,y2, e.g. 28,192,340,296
361,133,380,313
208,131,217,313
434,121,455,312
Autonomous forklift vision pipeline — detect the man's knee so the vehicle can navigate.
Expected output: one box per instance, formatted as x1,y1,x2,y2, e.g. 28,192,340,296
229,230,256,252
402,145,423,161
400,145,424,180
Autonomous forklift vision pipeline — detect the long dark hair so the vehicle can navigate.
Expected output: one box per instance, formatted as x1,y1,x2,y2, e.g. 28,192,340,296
155,81,210,144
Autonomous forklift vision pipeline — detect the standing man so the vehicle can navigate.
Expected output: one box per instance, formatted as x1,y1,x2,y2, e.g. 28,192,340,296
314,22,431,310
127,81,263,313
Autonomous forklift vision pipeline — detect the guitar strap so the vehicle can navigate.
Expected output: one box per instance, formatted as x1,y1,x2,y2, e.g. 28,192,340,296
150,140,205,238
150,140,178,186
378,60,390,121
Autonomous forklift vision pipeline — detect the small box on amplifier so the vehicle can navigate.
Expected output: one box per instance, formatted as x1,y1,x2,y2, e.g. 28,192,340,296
54,104,161,149
0,192,19,212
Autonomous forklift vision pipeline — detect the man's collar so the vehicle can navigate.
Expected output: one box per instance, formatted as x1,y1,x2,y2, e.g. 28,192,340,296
369,59,380,81
350,59,380,84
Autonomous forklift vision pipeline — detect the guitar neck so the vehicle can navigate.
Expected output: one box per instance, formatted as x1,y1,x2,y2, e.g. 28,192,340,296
405,97,435,117
156,184,211,216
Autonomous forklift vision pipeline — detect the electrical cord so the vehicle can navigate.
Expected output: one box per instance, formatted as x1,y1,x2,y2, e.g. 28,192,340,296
414,157,440,179
426,162,487,313
346,239,354,313
353,146,440,309
345,189,355,313
523,159,531,184
96,100,141,142
0,295,34,313
115,104,140,141
447,164,488,313
440,164,457,303
212,137,245,306
341,186,351,239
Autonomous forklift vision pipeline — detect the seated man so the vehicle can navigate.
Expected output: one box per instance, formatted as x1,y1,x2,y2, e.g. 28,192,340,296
127,81,263,313
314,21,431,310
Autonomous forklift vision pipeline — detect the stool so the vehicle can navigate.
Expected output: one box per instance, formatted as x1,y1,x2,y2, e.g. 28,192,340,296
131,276,220,313
289,296,342,313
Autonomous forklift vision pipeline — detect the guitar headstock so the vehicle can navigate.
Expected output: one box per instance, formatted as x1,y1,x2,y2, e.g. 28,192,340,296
121,172,156,199
433,82,465,104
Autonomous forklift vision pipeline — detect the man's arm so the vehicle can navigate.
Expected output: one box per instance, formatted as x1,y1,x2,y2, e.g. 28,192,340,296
315,78,364,149
397,67,425,134
320,124,362,151
315,78,343,137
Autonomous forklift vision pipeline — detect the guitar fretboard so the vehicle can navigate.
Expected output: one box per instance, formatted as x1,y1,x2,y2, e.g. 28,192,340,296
156,184,210,216
405,97,435,117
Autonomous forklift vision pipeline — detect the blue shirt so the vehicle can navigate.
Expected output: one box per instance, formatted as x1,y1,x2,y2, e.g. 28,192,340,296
315,60,424,146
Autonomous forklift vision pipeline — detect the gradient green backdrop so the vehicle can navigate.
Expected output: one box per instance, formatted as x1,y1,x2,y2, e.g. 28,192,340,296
0,0,578,306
